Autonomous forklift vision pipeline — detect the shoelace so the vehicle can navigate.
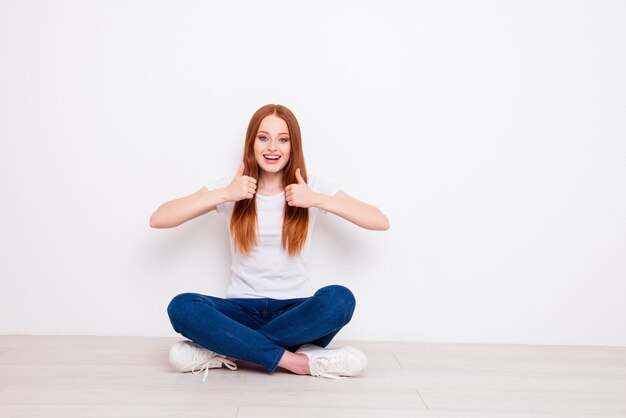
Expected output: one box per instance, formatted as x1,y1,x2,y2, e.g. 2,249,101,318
185,354,238,383
309,355,351,380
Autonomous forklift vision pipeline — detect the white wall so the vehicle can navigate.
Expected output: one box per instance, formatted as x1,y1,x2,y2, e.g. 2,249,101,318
1,0,625,346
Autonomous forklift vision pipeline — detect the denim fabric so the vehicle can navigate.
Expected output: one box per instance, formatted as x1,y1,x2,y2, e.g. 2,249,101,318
167,285,356,372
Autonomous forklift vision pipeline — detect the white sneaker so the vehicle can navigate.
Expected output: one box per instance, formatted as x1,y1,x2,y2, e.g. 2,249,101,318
169,340,237,383
296,344,368,379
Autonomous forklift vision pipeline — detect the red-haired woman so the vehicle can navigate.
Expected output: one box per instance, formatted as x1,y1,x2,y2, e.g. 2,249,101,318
150,104,389,381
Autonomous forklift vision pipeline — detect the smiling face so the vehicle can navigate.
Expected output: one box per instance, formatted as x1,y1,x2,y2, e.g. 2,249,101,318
254,114,291,175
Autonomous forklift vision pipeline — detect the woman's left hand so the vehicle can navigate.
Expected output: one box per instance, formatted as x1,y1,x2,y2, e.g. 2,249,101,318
285,168,318,208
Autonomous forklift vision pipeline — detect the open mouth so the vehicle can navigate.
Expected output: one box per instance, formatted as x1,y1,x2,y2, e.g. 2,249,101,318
264,154,281,163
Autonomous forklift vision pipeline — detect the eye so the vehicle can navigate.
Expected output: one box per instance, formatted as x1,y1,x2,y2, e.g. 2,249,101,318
258,135,288,143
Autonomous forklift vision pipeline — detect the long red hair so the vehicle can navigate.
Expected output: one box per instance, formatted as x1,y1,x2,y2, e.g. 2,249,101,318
229,104,309,256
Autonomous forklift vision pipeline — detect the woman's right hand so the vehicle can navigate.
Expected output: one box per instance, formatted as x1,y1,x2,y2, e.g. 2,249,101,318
226,162,257,202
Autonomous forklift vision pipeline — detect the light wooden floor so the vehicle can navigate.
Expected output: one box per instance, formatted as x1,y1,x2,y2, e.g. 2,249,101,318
1,336,625,417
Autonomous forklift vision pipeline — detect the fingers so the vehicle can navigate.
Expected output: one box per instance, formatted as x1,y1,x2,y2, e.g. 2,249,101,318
235,161,245,177
284,190,296,206
227,163,258,201
244,180,257,197
240,187,256,201
234,173,257,201
235,161,256,185
296,168,306,184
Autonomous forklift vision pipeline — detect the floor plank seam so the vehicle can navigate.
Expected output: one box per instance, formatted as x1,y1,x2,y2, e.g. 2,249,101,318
393,353,404,370
414,387,429,410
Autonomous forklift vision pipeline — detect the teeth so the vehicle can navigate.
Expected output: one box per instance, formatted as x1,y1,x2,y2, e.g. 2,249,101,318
265,156,280,160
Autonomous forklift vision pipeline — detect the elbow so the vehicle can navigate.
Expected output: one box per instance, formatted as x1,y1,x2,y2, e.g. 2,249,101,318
368,212,390,231
149,212,164,229
376,210,390,231
150,212,179,229
362,208,389,231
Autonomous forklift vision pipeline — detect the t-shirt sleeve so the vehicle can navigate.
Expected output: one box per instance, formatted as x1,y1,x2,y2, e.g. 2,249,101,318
308,174,341,215
205,176,230,213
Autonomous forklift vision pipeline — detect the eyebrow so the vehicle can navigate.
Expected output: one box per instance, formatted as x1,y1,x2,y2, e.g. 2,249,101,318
258,130,289,136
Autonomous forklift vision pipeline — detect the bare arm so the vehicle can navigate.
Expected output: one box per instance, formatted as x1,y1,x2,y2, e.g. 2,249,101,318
314,190,390,231
149,162,257,229
149,186,230,229
284,169,390,231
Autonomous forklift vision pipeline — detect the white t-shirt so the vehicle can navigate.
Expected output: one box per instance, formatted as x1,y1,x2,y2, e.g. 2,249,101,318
205,174,341,299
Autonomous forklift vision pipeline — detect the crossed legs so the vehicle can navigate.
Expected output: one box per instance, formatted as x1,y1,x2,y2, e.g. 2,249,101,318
167,285,356,373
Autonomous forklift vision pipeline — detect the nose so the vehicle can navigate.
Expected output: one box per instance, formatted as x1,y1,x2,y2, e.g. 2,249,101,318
267,139,278,151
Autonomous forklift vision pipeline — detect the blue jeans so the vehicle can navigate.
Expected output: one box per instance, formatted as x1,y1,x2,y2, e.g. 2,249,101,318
167,285,356,372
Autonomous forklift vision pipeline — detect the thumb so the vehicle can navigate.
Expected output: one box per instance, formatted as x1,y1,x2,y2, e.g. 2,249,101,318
235,161,245,177
296,168,306,184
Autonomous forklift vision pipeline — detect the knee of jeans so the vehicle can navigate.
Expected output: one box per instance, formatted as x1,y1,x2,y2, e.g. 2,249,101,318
320,285,356,322
167,293,195,328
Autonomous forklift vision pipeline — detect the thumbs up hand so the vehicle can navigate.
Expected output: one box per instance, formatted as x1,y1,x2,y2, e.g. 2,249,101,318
226,162,257,202
285,168,317,208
